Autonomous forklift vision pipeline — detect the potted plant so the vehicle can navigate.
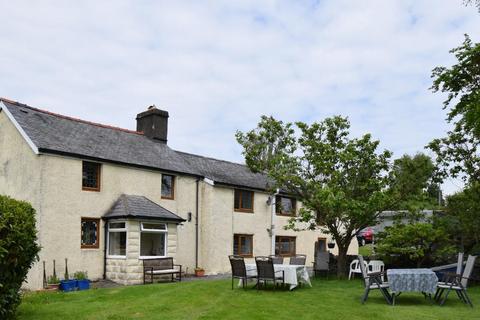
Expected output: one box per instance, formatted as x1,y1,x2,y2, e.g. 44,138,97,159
46,275,60,290
328,239,336,249
194,267,205,277
74,271,90,290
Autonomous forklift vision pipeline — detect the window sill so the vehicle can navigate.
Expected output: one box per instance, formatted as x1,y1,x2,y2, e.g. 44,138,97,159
82,187,101,192
107,255,127,260
276,213,295,217
139,255,168,260
234,209,254,213
81,245,99,249
161,196,175,200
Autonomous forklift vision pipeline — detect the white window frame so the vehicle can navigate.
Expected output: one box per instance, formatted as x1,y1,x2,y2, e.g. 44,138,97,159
107,221,127,259
139,222,168,259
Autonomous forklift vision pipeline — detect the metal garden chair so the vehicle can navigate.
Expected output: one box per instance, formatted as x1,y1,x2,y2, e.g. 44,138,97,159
255,256,285,290
358,255,391,305
289,254,307,265
229,255,256,289
434,255,477,307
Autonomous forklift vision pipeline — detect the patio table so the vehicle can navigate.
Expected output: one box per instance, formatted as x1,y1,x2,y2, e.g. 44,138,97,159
387,268,438,305
242,264,312,290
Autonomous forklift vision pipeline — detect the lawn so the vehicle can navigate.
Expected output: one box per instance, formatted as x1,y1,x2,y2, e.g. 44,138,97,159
18,278,480,320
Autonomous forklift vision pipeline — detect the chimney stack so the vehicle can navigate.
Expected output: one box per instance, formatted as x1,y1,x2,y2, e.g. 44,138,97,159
136,105,169,143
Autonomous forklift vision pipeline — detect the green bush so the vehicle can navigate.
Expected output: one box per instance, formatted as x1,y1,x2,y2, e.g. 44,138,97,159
376,220,455,268
0,195,40,319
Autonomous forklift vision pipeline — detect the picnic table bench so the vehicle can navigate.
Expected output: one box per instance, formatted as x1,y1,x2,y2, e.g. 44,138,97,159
143,257,182,284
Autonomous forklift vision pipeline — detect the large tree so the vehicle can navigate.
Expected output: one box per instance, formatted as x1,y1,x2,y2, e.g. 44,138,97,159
236,116,392,276
428,35,480,184
389,153,443,210
428,35,480,256
444,182,480,253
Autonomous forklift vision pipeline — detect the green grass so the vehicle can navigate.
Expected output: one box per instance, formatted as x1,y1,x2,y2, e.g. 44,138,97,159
18,278,480,320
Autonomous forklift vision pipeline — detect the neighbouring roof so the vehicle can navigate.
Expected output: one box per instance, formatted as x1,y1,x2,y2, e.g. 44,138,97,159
103,194,185,222
0,98,270,191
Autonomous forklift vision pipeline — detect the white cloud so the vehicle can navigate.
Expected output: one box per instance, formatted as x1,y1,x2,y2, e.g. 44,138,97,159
1,0,478,194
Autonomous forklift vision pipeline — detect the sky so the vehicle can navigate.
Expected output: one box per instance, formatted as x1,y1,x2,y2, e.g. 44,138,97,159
1,1,479,194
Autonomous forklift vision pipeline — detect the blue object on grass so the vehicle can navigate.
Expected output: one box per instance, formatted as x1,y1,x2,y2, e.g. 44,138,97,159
60,280,76,292
76,279,90,290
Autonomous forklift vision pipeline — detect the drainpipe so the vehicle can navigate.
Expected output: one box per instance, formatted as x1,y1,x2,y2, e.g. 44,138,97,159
103,221,108,279
195,178,200,268
270,189,280,255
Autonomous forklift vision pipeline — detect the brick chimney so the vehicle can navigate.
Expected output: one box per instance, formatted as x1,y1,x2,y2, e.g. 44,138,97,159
136,105,169,143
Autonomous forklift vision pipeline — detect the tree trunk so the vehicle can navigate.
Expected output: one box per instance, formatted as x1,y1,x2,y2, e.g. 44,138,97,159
336,245,349,278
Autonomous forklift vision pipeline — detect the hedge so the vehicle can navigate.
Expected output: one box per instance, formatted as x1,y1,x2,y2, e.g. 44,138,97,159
0,195,40,319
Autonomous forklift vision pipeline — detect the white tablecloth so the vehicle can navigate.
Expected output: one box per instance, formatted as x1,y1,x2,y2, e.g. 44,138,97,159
242,264,312,290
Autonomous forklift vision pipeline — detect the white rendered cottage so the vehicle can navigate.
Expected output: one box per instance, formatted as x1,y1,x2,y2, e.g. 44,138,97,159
0,98,358,289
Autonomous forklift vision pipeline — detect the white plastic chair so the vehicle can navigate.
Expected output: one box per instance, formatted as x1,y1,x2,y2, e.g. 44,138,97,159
368,260,385,281
349,259,364,280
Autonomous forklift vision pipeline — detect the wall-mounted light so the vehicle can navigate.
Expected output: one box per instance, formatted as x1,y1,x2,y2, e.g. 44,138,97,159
266,196,273,206
187,212,192,222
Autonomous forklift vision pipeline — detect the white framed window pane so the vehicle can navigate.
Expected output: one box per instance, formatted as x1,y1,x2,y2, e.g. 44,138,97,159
108,231,126,256
142,223,166,231
109,222,125,229
141,233,166,256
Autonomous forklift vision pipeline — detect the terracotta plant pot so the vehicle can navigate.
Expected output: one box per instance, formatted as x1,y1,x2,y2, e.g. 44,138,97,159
194,269,205,277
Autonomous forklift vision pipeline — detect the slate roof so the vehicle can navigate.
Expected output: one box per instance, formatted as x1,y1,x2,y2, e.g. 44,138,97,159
177,151,270,190
103,194,186,222
0,98,270,191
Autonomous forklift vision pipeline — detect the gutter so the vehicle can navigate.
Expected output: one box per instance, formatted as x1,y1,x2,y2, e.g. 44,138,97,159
103,222,108,279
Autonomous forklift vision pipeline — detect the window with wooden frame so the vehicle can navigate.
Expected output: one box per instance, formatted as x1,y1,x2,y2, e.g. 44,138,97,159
161,174,175,199
275,236,296,257
317,237,327,252
81,218,100,248
234,189,254,213
233,234,253,257
82,161,101,191
275,196,297,216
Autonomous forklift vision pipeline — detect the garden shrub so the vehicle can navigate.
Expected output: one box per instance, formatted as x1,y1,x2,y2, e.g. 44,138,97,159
0,195,40,319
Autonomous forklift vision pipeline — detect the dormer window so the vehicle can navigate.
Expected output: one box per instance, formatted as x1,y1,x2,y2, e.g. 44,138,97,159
82,161,101,191
161,174,175,199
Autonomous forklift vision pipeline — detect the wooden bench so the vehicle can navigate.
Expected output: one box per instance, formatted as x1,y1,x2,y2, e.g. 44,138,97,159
143,257,182,284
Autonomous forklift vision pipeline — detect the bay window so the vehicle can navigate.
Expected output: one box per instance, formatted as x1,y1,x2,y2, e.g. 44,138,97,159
108,222,126,257
140,223,167,258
